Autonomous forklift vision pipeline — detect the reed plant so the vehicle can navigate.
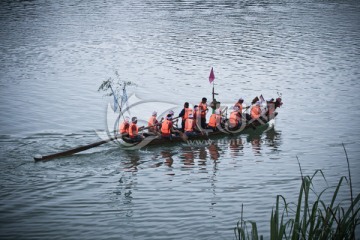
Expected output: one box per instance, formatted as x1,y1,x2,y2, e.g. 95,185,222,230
235,144,359,240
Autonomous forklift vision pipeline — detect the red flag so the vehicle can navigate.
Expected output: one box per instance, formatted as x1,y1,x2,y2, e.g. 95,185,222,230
209,67,215,83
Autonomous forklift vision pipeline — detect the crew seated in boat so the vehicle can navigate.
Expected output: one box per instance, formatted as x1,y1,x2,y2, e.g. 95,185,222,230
129,117,144,142
184,114,198,136
229,107,242,129
148,111,161,134
178,102,193,132
119,117,130,137
161,114,179,140
207,109,222,131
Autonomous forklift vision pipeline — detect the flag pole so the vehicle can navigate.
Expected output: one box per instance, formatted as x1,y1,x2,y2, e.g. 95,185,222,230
209,67,217,114
212,81,215,103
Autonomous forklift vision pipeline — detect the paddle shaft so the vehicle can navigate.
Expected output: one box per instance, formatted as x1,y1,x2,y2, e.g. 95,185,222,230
34,136,118,161
34,116,181,161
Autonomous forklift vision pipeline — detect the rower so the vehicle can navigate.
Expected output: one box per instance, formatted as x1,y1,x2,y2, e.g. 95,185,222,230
148,111,160,133
251,101,262,120
229,107,241,129
184,114,197,136
198,97,208,129
207,109,222,131
119,117,130,136
168,110,180,130
161,114,178,140
129,117,143,142
178,102,193,132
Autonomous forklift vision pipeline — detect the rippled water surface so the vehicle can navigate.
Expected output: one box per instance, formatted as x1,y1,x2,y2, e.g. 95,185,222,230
1,0,360,239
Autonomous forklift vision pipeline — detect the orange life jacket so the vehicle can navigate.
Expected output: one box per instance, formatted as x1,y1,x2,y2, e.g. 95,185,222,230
185,119,194,132
161,119,172,135
208,114,217,127
229,111,239,127
129,123,138,138
119,122,129,134
198,102,207,117
148,116,158,132
251,106,261,119
183,108,193,120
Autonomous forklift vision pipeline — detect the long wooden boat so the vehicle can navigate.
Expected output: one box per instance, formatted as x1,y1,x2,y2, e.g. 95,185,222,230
120,95,284,149
120,117,276,148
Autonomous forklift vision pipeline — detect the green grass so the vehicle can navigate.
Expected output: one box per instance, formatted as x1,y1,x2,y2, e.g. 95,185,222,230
235,144,359,240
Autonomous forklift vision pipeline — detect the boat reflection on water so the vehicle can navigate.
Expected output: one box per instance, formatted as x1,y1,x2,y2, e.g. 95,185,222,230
161,150,174,167
122,150,141,172
208,143,220,161
264,128,282,150
226,128,282,158
229,137,244,157
246,128,282,157
180,146,195,167
247,134,262,156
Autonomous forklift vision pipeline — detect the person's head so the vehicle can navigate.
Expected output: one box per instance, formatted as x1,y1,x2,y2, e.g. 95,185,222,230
166,114,172,120
132,117,137,123
124,116,130,123
184,102,189,108
152,111,157,116
194,105,198,110
202,97,207,103
238,98,244,103
169,110,174,116
216,101,221,108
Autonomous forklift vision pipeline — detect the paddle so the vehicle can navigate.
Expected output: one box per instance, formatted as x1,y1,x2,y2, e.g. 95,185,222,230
34,116,182,161
34,135,119,161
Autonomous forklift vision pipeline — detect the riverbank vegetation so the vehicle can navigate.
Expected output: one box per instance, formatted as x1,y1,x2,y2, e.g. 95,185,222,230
235,145,359,239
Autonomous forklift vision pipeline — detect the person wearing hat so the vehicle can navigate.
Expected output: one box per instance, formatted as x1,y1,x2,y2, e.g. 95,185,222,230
198,97,208,129
129,117,143,142
119,116,130,136
148,111,161,134
178,102,193,132
251,101,262,120
161,114,177,139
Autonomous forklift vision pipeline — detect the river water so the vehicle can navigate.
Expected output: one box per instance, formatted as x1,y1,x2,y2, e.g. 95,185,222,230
1,0,359,239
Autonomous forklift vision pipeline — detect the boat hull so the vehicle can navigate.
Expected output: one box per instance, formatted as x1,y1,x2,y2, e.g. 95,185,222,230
121,118,275,148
